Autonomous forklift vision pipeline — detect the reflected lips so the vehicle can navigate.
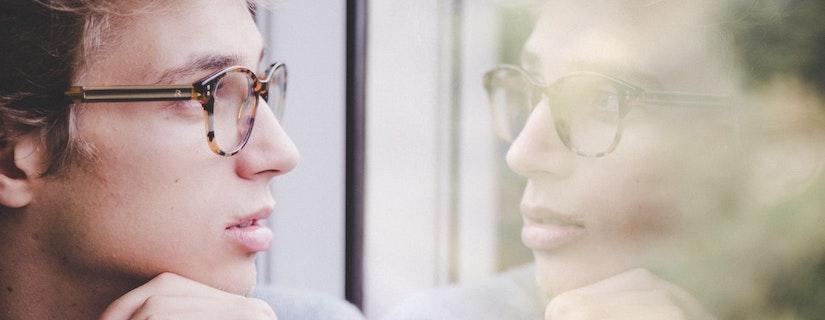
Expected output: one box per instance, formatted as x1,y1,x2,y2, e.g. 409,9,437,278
521,208,586,250
225,209,273,252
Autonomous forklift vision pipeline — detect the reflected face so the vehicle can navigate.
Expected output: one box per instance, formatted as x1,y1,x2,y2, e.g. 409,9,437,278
507,1,739,296
29,0,298,294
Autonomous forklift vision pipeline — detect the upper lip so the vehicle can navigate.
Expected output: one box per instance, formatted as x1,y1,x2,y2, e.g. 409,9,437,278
522,205,584,227
226,206,273,229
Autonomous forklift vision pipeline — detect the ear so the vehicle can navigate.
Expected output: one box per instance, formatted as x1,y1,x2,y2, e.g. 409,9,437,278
744,78,825,207
0,134,44,208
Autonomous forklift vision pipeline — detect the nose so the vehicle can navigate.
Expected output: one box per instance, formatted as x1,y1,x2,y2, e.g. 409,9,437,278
506,99,573,178
234,97,299,180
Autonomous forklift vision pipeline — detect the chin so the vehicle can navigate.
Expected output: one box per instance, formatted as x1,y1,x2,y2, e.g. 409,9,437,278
215,262,259,295
534,261,595,297
530,244,597,295
533,249,637,297
175,257,259,295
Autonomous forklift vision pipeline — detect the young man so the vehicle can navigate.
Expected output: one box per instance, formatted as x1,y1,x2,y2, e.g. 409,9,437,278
0,1,362,319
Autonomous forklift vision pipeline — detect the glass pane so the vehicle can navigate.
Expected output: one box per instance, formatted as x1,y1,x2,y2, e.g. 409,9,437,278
212,71,253,152
268,65,287,120
369,1,825,319
552,74,621,155
488,70,533,142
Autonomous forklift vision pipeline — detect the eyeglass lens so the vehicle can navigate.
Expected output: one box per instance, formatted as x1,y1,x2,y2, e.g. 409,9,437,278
550,74,622,156
266,65,287,120
212,70,256,153
487,68,622,156
488,68,534,142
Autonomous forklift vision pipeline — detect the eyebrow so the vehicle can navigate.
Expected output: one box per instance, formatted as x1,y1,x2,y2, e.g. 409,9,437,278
154,49,266,85
520,49,663,89
569,61,663,89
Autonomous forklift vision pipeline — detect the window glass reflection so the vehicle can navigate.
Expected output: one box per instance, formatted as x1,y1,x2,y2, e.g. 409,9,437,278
383,1,825,319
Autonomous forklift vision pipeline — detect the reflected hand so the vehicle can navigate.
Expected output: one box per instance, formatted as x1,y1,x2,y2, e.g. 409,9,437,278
544,268,715,320
98,272,277,320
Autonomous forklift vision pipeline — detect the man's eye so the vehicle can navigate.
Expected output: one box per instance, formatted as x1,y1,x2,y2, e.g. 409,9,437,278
164,100,203,118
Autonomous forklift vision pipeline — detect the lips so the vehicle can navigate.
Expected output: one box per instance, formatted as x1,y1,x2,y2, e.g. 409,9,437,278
521,206,586,251
224,208,273,253
227,217,259,229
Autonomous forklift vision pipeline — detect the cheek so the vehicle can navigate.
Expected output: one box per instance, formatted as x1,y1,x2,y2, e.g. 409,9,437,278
576,163,682,246
41,163,223,278
41,112,241,277
576,128,693,242
580,121,738,245
79,103,205,160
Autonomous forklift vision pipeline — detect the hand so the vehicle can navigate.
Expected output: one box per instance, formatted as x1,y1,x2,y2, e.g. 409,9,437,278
99,272,278,320
545,268,715,320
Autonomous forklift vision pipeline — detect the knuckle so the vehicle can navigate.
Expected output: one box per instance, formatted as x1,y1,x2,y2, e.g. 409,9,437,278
154,272,178,282
249,298,272,310
143,295,166,308
628,267,654,279
661,305,688,320
649,288,678,304
547,292,583,318
245,298,277,319
626,268,666,287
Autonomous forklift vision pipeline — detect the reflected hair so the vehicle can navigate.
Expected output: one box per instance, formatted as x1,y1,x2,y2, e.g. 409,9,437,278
728,0,825,94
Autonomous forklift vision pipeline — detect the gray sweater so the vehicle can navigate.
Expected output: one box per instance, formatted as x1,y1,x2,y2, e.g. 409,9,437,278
380,264,543,320
253,286,366,320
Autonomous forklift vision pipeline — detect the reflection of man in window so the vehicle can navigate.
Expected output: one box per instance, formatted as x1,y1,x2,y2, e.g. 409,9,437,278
386,1,825,319
0,1,362,319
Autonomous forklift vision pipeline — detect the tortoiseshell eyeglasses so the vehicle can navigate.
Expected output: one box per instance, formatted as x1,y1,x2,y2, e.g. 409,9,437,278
65,62,287,157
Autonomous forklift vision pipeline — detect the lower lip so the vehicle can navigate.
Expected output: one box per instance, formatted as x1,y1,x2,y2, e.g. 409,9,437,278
224,224,273,252
521,222,586,250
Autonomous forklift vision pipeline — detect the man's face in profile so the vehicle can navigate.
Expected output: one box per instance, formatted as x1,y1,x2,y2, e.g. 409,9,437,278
26,0,297,295
507,1,741,297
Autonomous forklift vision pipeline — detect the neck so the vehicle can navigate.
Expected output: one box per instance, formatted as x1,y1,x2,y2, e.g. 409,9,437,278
0,211,142,320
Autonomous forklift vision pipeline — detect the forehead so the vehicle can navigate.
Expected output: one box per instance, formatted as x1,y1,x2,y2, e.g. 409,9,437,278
523,1,733,92
79,0,262,85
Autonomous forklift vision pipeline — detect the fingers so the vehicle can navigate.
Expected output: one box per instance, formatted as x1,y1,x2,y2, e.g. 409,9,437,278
545,268,716,320
126,295,277,320
100,273,224,320
547,289,686,320
99,272,277,320
576,268,709,314
575,268,666,293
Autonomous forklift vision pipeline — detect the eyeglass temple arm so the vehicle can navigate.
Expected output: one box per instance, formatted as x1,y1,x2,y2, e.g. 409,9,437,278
638,91,731,107
65,85,199,103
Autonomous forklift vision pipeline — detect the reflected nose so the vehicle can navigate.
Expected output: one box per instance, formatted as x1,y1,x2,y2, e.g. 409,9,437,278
235,98,299,180
506,99,573,178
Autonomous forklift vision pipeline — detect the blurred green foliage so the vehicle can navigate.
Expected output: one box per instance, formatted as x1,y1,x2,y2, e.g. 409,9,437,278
730,0,825,92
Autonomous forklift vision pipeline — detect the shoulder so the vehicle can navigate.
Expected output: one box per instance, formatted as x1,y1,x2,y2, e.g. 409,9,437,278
252,286,365,320
380,264,542,320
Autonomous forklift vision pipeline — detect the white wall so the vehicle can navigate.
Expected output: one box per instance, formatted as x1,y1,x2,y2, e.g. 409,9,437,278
364,0,453,316
364,0,501,317
456,0,500,284
257,1,347,299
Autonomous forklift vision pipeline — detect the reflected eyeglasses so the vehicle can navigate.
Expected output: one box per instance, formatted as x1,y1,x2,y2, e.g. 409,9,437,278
65,62,287,157
483,65,730,157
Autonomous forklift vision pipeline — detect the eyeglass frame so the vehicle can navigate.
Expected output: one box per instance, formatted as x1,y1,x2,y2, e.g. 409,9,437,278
64,62,287,157
483,64,731,157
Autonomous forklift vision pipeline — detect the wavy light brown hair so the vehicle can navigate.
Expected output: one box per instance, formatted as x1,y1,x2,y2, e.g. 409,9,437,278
0,0,261,176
